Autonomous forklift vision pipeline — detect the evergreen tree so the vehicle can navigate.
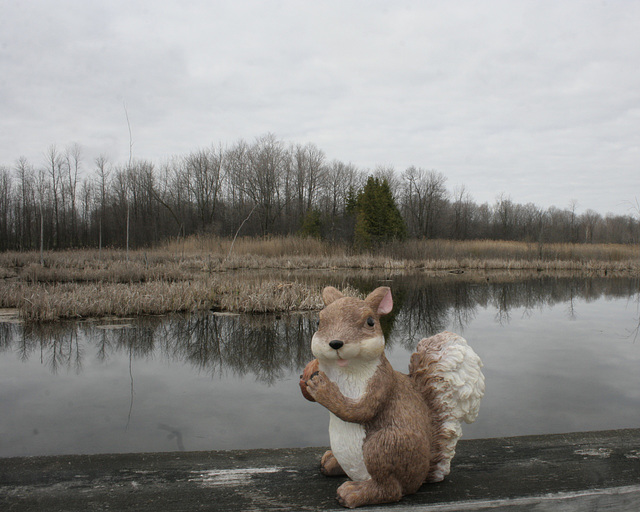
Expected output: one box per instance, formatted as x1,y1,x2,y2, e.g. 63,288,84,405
345,186,358,215
299,209,322,239
352,176,406,249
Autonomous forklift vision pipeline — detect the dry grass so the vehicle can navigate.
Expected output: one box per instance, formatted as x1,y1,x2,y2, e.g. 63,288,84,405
379,238,640,264
0,277,354,322
165,236,640,268
1,236,638,322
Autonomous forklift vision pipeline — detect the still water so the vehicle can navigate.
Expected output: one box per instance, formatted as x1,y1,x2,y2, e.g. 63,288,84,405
1,274,639,458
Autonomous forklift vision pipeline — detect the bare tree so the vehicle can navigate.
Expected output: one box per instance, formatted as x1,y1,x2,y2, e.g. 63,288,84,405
290,142,326,222
124,102,133,259
245,133,287,234
3,135,640,249
580,209,601,243
111,165,130,249
65,143,83,245
320,160,362,239
451,184,474,240
184,145,226,231
79,178,93,247
0,166,13,250
151,159,186,246
35,165,49,264
628,198,640,245
493,193,520,240
15,157,35,249
94,155,111,258
125,160,159,246
401,167,448,238
224,139,251,233
568,199,579,243
44,145,65,248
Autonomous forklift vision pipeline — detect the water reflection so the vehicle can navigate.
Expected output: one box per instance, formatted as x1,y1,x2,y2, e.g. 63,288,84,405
1,275,638,380
1,313,318,385
390,275,640,340
158,313,317,384
1,274,639,457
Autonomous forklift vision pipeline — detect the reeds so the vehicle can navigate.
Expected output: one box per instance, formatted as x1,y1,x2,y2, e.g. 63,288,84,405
0,277,338,322
165,236,640,268
1,236,638,322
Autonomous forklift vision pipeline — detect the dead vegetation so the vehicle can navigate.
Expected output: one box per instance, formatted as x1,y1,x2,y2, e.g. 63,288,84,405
2,279,329,322
1,236,638,322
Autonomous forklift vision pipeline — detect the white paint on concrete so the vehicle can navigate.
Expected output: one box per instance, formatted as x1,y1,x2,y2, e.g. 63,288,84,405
189,467,283,487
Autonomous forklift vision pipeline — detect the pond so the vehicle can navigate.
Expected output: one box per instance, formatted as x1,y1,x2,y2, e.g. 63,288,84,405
1,273,639,458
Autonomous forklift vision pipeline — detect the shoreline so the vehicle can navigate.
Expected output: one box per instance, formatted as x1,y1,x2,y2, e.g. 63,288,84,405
2,266,638,323
1,240,639,322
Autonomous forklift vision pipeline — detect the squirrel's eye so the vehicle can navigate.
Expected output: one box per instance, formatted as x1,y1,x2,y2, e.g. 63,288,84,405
316,320,320,328
366,317,375,327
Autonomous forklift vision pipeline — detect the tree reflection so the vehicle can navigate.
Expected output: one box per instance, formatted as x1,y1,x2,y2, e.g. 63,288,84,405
0,323,13,351
2,275,638,383
626,288,640,343
18,323,83,374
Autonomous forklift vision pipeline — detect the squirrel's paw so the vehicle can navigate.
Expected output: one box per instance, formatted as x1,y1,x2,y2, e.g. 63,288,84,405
320,450,346,477
337,481,369,509
299,359,319,402
337,480,402,509
305,370,335,403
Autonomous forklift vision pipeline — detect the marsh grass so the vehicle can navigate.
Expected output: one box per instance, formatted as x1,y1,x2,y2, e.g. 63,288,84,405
1,236,638,321
1,277,336,322
165,236,640,269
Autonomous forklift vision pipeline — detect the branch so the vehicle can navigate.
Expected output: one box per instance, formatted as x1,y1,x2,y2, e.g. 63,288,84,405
224,204,257,263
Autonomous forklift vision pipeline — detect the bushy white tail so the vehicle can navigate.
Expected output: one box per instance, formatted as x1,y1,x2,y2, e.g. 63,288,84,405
409,331,485,482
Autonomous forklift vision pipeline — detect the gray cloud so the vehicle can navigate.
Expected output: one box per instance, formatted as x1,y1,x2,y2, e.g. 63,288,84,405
1,0,639,215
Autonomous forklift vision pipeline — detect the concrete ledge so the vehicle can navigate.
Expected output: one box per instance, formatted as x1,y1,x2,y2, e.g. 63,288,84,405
2,429,640,511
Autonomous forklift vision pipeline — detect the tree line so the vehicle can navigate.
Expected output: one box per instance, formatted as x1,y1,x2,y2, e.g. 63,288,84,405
1,133,638,252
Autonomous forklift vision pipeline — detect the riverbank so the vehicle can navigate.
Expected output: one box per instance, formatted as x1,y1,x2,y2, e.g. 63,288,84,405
2,428,639,511
1,237,638,321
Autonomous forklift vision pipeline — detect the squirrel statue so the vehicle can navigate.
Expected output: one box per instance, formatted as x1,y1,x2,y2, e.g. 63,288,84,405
299,286,484,509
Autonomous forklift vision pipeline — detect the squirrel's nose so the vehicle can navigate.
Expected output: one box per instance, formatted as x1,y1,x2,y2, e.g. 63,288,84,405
329,340,344,350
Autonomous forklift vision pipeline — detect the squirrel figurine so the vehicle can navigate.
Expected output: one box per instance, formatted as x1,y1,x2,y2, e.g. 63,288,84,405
300,286,484,509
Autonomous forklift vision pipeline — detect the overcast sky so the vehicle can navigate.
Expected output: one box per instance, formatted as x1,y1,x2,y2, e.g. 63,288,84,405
1,0,639,215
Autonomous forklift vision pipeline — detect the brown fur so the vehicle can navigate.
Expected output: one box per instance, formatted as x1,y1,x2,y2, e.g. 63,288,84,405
320,449,346,477
299,359,319,402
318,296,383,348
307,355,432,507
409,334,452,482
304,286,434,508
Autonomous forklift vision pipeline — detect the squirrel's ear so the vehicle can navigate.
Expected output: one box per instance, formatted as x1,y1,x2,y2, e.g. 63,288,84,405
365,287,393,316
322,286,344,306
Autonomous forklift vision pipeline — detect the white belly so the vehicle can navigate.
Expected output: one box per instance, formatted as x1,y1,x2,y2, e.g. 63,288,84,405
320,358,381,482
329,413,370,481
